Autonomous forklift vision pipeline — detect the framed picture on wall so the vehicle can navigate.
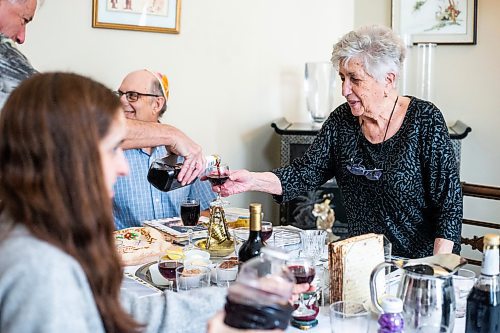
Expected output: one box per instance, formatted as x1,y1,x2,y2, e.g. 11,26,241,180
92,0,181,34
392,0,477,45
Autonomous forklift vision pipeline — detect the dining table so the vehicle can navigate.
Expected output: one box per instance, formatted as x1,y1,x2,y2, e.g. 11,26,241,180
121,225,469,333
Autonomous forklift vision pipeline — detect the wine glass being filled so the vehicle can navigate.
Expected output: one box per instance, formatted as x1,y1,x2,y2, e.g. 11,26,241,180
206,164,230,205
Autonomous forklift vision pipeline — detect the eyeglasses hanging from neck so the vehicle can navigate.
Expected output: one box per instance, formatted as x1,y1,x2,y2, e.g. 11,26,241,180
346,96,398,181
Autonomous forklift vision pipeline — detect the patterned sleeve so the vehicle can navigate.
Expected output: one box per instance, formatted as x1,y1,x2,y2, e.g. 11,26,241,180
0,35,37,109
421,104,463,252
272,113,339,203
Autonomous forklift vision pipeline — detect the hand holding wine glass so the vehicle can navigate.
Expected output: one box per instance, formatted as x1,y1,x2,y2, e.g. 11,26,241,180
286,256,317,319
216,170,283,197
206,164,230,205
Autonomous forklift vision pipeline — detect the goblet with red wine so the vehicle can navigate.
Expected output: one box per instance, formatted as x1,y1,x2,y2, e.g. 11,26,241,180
261,221,273,243
180,198,200,251
286,256,316,318
206,164,230,206
158,255,183,290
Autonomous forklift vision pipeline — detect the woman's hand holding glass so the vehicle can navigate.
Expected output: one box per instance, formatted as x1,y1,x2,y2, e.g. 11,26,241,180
286,256,317,319
214,169,253,197
205,164,230,205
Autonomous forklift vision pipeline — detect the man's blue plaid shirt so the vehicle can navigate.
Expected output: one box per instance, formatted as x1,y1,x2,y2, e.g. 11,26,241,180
113,146,216,230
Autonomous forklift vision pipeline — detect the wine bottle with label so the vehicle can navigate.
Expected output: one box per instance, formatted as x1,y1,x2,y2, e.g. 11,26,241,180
465,233,500,333
238,203,264,264
147,154,219,192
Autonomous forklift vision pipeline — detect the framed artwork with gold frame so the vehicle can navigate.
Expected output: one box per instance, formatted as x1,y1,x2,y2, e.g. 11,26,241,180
92,0,181,34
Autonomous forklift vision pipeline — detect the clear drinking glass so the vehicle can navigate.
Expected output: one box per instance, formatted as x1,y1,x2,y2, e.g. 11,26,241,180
452,268,476,318
232,227,248,259
416,43,436,101
215,260,239,287
300,230,327,263
305,62,336,123
176,265,211,292
329,301,370,333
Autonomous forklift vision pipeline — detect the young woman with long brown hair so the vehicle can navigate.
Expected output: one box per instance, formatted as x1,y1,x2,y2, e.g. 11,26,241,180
0,72,227,333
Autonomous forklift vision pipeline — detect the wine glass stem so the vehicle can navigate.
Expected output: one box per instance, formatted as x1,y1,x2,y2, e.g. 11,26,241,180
187,229,193,249
298,293,306,310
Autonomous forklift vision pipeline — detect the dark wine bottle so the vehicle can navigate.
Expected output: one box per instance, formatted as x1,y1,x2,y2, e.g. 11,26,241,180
465,234,500,333
238,203,264,264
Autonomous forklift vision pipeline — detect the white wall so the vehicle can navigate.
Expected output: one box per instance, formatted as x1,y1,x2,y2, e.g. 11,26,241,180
20,0,353,221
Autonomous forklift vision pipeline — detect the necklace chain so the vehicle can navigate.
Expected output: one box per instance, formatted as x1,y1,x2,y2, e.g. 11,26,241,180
379,96,399,156
352,96,399,170
381,96,399,145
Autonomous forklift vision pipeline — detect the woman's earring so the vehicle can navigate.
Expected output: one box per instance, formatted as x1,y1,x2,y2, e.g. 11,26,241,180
384,91,388,98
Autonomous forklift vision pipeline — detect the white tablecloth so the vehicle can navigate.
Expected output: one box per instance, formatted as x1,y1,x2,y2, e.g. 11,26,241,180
285,307,465,333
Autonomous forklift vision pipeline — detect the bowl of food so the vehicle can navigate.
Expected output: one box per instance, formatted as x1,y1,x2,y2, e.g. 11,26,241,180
214,259,239,287
184,249,210,261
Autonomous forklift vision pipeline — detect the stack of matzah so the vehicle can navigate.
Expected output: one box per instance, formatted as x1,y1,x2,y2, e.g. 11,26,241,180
328,233,385,304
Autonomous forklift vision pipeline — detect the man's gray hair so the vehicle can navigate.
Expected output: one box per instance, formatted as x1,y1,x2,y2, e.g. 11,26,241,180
331,25,405,83
150,80,167,117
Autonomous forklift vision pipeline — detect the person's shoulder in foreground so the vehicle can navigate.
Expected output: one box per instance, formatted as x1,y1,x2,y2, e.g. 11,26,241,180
0,222,105,333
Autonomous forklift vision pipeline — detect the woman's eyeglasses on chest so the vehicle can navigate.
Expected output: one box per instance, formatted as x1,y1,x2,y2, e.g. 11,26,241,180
346,159,383,181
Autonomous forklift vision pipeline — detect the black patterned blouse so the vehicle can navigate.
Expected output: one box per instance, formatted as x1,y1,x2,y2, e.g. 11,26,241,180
273,97,462,258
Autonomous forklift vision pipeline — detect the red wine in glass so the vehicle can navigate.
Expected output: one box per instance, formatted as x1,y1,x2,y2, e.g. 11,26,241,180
261,230,273,242
207,174,229,186
261,222,273,242
180,201,200,226
288,265,316,284
158,261,183,280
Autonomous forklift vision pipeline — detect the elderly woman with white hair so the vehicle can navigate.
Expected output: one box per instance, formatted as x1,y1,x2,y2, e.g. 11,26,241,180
216,25,462,259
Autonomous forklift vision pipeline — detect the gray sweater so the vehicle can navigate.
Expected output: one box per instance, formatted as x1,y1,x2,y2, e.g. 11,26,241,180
0,224,226,333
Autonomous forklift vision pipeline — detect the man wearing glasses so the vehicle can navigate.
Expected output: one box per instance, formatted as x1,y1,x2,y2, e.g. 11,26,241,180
112,69,215,229
0,0,205,185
